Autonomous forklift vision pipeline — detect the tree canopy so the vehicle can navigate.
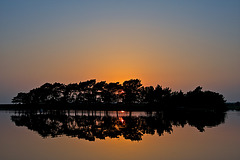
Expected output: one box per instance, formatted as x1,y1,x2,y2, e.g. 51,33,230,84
12,79,226,110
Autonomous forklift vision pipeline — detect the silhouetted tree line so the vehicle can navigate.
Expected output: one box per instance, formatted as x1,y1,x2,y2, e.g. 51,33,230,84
11,110,226,141
12,79,226,110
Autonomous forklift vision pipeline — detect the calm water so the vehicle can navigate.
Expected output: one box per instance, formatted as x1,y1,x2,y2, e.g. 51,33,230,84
0,109,240,160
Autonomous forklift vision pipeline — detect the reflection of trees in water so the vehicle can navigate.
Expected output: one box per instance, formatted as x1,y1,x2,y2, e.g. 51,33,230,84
11,110,226,141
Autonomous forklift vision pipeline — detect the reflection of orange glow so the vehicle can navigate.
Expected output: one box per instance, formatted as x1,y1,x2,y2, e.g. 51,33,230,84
121,111,125,113
119,117,124,123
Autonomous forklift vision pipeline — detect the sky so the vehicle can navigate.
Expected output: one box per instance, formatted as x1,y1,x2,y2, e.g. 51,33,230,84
0,0,240,103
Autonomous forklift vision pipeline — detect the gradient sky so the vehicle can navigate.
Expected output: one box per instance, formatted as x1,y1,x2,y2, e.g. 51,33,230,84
0,0,240,103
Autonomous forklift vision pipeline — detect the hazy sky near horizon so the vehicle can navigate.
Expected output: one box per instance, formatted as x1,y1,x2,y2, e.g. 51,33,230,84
0,0,240,103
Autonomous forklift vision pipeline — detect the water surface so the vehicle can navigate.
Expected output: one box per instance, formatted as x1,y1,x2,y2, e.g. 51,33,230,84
0,110,239,160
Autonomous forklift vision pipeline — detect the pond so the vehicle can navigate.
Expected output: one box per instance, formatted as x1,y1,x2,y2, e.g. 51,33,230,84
0,109,240,160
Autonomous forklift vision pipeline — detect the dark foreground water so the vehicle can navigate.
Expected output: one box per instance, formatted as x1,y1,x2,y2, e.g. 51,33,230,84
0,109,240,160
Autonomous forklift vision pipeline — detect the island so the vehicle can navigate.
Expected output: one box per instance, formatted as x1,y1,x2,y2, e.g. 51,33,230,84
11,79,226,111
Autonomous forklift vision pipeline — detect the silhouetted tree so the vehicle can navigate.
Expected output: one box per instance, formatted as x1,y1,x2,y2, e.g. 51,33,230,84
154,85,163,104
93,81,106,103
12,92,30,104
12,79,226,109
186,86,226,110
123,79,142,103
144,86,155,103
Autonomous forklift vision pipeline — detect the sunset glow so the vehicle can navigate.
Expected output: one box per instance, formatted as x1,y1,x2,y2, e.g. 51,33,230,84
0,1,239,103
